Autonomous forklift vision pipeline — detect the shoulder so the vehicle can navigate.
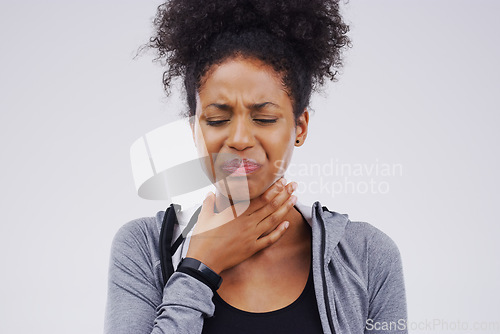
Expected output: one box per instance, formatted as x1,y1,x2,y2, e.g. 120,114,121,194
317,203,401,261
341,222,407,320
110,215,161,266
343,220,401,258
339,219,402,268
332,218,404,288
113,216,159,245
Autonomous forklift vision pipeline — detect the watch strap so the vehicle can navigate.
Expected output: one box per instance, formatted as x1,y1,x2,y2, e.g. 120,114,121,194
177,257,223,291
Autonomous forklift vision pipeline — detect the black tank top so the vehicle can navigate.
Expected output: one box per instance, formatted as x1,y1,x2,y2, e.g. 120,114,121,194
201,263,324,334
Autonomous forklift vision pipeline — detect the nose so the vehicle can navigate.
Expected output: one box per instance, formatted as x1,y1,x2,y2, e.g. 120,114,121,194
225,116,255,151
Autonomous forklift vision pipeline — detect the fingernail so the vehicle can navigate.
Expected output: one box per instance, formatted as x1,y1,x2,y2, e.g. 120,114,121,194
280,178,287,186
284,221,290,229
292,182,297,192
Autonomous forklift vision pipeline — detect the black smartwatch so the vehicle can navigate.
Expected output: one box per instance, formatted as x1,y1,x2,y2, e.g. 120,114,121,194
176,257,223,291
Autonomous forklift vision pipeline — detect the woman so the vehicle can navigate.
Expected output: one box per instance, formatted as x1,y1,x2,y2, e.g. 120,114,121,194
105,1,408,333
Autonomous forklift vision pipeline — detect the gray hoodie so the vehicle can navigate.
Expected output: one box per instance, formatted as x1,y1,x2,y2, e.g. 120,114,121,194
105,200,408,333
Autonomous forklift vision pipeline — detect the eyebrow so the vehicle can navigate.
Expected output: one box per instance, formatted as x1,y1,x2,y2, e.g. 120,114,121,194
203,102,280,112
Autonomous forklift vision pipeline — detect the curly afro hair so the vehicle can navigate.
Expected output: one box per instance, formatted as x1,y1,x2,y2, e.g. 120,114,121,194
148,0,351,120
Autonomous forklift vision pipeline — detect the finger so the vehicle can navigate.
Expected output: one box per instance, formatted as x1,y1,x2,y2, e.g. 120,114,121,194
243,177,287,215
199,192,216,219
252,181,296,223
218,177,287,221
256,194,297,235
254,220,290,250
191,192,215,234
252,177,287,211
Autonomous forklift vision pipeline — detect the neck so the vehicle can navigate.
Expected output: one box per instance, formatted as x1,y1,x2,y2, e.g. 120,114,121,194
213,191,310,248
219,201,312,276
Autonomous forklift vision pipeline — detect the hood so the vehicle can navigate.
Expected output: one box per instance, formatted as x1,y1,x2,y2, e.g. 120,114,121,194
309,201,350,262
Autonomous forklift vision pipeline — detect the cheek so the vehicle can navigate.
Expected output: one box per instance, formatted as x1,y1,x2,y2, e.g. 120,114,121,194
194,123,232,183
193,122,216,181
263,131,296,178
194,121,220,154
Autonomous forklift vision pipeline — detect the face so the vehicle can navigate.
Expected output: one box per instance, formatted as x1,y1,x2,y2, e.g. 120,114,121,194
190,56,308,203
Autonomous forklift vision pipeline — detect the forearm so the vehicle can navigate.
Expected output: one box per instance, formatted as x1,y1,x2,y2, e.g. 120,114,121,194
104,220,215,334
105,271,214,334
151,272,215,334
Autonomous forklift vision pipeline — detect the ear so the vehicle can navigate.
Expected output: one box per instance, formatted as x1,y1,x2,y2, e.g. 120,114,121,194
295,109,309,146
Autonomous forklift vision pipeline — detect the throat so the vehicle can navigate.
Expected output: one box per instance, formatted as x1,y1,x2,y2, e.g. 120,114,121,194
216,208,312,312
220,206,311,280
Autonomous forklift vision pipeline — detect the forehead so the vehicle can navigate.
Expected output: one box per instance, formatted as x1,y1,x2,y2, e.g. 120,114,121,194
198,57,289,102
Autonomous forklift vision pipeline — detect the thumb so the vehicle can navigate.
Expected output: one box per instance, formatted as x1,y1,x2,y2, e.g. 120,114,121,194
200,192,216,217
193,192,216,235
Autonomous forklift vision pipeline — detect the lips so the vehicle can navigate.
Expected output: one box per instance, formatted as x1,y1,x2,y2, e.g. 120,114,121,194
221,158,262,176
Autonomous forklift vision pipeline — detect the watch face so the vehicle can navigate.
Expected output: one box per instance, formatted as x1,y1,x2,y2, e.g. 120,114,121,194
178,257,222,289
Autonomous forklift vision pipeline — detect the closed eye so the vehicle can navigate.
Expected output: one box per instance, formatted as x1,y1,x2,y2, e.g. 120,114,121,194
254,119,277,124
206,120,228,126
206,119,277,126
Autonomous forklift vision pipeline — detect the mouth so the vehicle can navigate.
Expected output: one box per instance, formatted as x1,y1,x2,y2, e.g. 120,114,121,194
220,158,262,176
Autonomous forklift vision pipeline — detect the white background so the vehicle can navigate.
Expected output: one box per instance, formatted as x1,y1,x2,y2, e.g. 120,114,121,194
1,0,499,333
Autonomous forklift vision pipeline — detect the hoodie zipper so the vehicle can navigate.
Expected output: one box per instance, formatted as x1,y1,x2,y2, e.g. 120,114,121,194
320,206,336,334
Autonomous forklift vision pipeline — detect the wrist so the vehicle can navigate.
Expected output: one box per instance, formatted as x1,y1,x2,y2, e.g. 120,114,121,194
176,257,223,291
185,251,223,275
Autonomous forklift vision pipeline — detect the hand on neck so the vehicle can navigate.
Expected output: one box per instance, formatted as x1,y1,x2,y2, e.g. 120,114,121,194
212,191,309,249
